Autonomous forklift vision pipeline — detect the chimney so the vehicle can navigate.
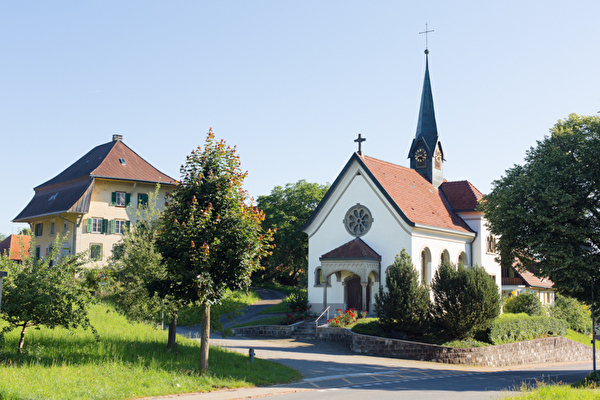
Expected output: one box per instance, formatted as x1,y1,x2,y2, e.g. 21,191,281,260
112,134,123,142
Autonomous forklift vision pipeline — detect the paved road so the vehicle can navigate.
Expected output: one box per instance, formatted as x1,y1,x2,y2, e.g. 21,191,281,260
166,289,594,400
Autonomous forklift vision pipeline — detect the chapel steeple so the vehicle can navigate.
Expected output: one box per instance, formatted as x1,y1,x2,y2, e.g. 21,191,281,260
408,47,444,188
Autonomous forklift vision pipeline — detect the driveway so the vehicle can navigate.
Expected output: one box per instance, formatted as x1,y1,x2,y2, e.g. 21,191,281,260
168,289,594,400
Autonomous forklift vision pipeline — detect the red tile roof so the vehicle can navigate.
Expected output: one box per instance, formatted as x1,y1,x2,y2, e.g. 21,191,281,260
38,139,176,188
519,269,554,289
440,180,484,211
0,235,31,261
14,137,176,222
360,155,474,233
320,238,381,261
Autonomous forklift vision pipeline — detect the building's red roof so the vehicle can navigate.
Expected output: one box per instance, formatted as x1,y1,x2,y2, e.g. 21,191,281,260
440,180,484,212
360,155,474,233
320,238,381,261
14,136,176,222
0,234,31,261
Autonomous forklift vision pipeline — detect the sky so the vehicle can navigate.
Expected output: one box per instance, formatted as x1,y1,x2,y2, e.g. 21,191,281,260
1,1,599,236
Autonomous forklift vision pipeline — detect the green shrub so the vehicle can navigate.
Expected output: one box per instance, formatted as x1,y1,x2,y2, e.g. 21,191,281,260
350,318,386,336
431,261,501,339
374,249,431,336
287,289,310,312
489,313,568,344
548,294,591,335
504,292,543,316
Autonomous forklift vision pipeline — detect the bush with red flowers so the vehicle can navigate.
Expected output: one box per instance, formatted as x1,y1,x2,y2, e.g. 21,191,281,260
327,309,366,327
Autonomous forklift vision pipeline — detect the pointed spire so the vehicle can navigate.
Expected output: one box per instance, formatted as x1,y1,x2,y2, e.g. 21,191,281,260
414,50,439,151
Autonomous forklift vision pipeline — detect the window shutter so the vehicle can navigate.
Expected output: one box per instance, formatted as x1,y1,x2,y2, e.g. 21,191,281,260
87,218,92,233
125,193,131,206
111,192,117,206
125,221,131,231
102,219,108,234
110,219,116,234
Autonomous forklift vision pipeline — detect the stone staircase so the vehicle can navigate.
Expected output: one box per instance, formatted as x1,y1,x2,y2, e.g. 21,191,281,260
291,319,318,339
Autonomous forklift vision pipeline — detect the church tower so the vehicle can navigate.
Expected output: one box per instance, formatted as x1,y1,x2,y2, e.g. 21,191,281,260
408,49,444,188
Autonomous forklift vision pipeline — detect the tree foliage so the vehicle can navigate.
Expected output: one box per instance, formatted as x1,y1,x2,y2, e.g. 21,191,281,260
374,249,431,337
111,185,170,325
431,260,501,339
0,234,97,352
256,180,329,286
482,114,600,307
503,292,543,316
156,129,273,373
548,293,591,335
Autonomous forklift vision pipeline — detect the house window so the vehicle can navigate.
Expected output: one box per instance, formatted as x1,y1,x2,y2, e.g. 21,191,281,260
115,220,126,234
486,235,496,254
314,268,322,286
50,221,55,236
34,223,43,237
421,250,428,285
63,221,69,234
90,243,103,261
35,246,41,259
92,218,103,233
138,193,149,208
111,191,131,207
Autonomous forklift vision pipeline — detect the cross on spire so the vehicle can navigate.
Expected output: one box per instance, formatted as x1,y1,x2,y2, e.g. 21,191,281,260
419,23,434,52
354,133,366,155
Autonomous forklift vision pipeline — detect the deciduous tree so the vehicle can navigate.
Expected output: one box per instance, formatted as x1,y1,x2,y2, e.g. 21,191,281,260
156,129,273,373
482,114,600,308
256,180,329,286
0,235,97,352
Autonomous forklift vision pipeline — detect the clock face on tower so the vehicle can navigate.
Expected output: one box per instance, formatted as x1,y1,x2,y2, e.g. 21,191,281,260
415,148,427,167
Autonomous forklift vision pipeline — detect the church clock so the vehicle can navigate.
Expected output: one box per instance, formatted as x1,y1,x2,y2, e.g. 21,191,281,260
415,148,427,167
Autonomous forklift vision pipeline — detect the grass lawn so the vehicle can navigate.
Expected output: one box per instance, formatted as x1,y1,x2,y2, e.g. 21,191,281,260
566,329,593,347
508,380,600,399
178,289,262,326
0,303,301,400
258,300,289,315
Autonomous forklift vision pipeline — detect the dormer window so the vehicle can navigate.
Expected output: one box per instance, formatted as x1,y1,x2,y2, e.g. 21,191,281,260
119,158,126,165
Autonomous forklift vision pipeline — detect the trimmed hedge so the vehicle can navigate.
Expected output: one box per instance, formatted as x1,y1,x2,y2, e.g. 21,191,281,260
490,313,568,344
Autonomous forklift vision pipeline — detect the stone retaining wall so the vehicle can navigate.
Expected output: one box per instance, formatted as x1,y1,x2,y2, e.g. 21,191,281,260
317,326,597,367
234,323,597,367
231,321,304,338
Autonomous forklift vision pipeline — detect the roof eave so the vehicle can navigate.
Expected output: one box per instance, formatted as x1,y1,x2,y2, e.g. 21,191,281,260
91,175,176,186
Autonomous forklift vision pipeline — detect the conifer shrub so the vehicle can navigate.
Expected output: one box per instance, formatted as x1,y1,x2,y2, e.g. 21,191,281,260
504,292,543,316
431,260,501,340
548,294,591,334
374,249,431,337
489,313,568,344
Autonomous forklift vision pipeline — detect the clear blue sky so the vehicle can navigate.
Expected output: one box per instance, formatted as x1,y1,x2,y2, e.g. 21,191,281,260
1,1,599,236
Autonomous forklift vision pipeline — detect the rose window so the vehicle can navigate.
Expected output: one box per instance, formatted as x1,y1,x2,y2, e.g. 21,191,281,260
344,204,373,237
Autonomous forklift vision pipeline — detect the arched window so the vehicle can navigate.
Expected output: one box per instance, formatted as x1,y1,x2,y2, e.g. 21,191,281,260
486,235,496,253
440,249,450,266
420,250,428,285
314,267,323,286
458,251,468,266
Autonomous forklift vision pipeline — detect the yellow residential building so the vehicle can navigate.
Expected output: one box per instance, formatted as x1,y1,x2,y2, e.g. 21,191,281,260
13,135,176,266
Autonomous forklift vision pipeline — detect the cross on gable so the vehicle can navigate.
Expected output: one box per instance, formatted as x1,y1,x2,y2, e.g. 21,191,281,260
354,133,366,155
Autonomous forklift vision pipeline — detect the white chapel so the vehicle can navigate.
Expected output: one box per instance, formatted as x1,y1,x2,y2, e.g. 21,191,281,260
302,50,502,314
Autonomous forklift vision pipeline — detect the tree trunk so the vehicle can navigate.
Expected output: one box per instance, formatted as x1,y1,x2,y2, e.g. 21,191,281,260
199,303,210,374
18,323,28,353
167,314,177,350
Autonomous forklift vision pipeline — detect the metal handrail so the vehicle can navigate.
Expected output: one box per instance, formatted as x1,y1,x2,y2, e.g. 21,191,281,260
315,306,330,331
